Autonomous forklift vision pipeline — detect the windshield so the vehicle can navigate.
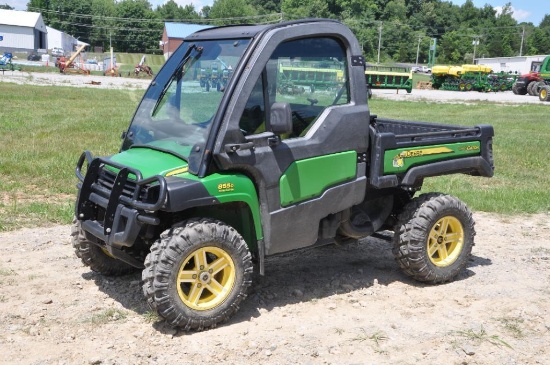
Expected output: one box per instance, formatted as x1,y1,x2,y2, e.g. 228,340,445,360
122,38,251,162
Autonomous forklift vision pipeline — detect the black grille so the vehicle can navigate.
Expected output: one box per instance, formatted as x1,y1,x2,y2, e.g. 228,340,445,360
98,168,139,200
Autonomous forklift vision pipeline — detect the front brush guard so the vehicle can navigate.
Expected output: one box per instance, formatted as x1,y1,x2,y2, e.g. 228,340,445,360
75,151,167,249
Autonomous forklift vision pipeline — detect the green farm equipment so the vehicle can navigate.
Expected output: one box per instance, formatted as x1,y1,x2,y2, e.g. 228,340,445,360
365,65,413,94
431,64,516,92
73,19,495,331
277,61,345,94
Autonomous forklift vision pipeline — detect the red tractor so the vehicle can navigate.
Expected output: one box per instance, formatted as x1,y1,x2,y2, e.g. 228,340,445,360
512,60,543,96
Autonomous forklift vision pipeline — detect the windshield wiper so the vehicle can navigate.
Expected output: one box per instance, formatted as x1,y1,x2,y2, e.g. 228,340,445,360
152,44,204,116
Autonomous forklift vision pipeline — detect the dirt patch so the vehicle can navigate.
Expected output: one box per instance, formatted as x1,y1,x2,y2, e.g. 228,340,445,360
1,212,549,364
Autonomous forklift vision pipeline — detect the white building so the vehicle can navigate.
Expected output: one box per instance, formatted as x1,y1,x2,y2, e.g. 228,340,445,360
46,26,76,53
0,9,47,52
475,55,549,74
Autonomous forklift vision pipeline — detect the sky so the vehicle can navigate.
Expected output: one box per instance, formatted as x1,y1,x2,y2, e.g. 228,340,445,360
448,0,548,26
3,0,548,26
3,0,215,13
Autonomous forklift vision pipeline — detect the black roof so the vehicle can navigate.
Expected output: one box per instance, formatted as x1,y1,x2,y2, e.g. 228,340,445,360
184,19,342,41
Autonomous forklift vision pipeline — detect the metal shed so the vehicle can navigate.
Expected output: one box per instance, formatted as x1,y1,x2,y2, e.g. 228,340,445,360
0,9,47,52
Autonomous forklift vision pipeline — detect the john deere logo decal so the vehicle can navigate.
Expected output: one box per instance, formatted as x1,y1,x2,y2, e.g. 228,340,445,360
393,147,454,168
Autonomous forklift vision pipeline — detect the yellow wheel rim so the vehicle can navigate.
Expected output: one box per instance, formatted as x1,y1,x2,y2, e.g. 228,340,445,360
101,247,116,259
427,216,464,267
541,89,547,99
176,246,236,311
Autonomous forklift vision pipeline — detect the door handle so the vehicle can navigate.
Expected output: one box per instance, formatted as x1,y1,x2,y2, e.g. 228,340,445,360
224,142,255,153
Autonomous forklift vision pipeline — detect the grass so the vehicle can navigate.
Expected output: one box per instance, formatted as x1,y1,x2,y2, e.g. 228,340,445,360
86,308,129,325
452,326,512,349
0,82,548,231
0,83,141,230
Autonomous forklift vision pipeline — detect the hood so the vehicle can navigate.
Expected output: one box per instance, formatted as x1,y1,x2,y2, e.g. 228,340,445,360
108,146,189,180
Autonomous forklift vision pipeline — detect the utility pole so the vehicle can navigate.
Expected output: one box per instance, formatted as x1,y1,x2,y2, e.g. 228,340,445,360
519,26,525,56
377,22,382,64
472,37,480,63
428,38,437,68
415,35,422,65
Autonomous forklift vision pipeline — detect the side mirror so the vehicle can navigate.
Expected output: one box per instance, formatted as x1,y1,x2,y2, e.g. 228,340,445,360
269,102,292,135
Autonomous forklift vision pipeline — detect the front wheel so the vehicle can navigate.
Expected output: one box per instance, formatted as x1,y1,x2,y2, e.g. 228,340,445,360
539,85,550,101
143,218,253,330
71,219,137,276
392,193,475,284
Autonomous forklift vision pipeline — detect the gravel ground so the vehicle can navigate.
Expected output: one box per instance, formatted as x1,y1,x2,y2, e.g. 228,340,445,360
371,88,550,104
0,70,151,90
0,213,549,365
2,69,550,104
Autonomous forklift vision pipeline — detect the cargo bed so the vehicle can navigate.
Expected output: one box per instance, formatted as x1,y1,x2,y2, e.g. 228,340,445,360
368,115,494,189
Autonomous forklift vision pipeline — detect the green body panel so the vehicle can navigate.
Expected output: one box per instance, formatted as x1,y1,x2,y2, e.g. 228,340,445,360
279,151,357,207
108,147,262,240
384,142,481,174
183,172,263,240
541,56,550,80
108,145,188,179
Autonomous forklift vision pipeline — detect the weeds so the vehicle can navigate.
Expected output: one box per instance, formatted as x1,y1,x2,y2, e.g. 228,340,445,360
452,326,512,349
498,317,525,338
0,268,17,276
142,311,161,323
86,308,128,325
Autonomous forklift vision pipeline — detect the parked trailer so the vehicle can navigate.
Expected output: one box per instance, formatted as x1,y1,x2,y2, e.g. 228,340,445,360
278,61,345,93
365,65,413,94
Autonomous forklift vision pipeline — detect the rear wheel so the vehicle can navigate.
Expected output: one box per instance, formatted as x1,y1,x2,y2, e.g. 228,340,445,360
143,218,253,330
512,82,526,95
392,193,475,284
527,80,538,96
71,219,136,276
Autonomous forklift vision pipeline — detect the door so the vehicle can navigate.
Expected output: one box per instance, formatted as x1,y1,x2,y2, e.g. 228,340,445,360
215,35,369,255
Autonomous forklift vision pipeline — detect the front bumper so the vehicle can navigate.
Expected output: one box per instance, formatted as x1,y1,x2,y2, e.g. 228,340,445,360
75,151,167,261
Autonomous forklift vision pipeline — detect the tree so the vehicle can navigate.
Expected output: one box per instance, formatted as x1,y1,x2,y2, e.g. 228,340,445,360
209,0,257,24
281,0,330,20
89,0,117,51
114,0,162,53
0,3,14,9
156,0,199,21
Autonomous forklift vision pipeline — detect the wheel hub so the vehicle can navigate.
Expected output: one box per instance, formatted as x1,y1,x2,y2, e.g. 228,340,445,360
176,246,236,311
427,216,465,267
200,271,211,283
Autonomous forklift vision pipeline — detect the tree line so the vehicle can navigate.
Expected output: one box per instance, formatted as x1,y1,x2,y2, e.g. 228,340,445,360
23,0,550,64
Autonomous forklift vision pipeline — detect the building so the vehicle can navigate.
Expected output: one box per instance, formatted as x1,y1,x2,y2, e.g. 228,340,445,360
475,55,549,74
160,23,212,59
0,9,47,52
46,26,77,54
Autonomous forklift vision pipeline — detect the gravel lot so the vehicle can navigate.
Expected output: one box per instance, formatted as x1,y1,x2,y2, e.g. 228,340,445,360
2,69,550,104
